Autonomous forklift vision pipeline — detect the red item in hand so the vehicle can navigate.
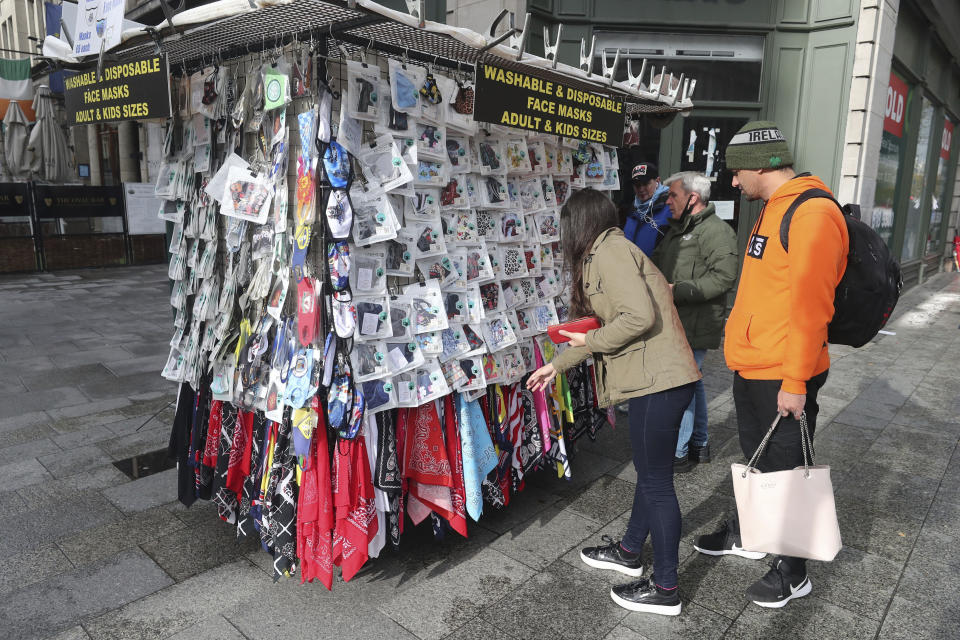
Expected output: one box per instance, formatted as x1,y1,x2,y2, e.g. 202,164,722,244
547,316,601,344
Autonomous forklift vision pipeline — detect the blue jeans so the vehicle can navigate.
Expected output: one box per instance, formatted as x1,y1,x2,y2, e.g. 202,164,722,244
675,349,708,458
621,382,696,589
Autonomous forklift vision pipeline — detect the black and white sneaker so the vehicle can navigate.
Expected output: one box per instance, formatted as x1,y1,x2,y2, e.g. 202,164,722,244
746,558,812,608
692,521,767,560
580,535,644,577
610,577,681,616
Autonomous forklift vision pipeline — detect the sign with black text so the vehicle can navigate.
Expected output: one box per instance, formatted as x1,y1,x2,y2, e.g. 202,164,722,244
34,185,125,219
474,64,625,145
63,54,171,126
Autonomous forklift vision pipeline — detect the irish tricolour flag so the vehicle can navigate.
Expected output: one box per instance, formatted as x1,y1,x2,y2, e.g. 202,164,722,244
0,58,33,121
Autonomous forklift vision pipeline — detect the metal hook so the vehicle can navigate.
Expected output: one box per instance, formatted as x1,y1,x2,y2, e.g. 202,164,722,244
626,57,648,92
579,35,596,75
600,47,620,86
543,23,562,69
510,12,531,61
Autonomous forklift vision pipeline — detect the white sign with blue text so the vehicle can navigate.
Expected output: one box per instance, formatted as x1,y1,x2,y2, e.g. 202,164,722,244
73,0,125,56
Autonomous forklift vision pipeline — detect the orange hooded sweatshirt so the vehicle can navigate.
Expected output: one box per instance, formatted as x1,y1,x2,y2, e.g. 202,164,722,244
724,174,848,394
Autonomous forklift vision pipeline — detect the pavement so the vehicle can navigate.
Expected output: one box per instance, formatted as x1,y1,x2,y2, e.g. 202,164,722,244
1,264,959,640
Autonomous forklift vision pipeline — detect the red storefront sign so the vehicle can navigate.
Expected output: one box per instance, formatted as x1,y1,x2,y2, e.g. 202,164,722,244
941,119,953,161
884,72,908,138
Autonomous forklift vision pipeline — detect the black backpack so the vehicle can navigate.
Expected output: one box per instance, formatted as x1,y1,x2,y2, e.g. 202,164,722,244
780,188,902,348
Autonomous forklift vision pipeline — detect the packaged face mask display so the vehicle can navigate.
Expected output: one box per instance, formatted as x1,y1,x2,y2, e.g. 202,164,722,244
415,330,443,355
410,189,439,220
415,159,445,186
481,314,519,353
476,136,505,175
350,247,388,295
524,245,542,276
394,371,419,407
518,176,546,213
418,72,445,124
445,135,471,174
395,135,418,164
505,139,531,174
415,123,446,161
384,232,416,277
499,210,524,242
415,359,450,405
444,249,469,289
527,140,547,175
403,279,448,333
416,254,459,288
553,177,570,207
409,220,446,258
515,305,538,338
475,210,499,241
352,191,399,246
501,279,524,310
478,281,503,315
346,60,382,122
535,210,561,243
361,378,398,414
480,175,509,208
556,147,573,176
585,142,607,184
455,356,487,392
357,134,413,196
331,292,357,338
354,296,392,341
352,340,390,382
602,147,620,190
446,80,476,133
263,63,291,111
482,352,504,385
388,296,414,338
221,167,273,224
440,176,468,209
462,244,494,284
443,290,471,324
540,177,558,208
448,209,478,245
439,324,471,362
388,58,424,114
518,338,537,373
384,338,425,374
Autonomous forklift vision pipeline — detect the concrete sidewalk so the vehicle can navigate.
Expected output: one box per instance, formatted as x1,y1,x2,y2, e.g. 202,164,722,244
1,264,958,640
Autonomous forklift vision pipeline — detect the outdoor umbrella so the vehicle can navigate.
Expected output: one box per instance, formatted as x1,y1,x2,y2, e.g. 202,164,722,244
28,86,73,182
3,101,29,179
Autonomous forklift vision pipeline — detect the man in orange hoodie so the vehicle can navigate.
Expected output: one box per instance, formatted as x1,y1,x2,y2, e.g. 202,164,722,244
692,121,849,608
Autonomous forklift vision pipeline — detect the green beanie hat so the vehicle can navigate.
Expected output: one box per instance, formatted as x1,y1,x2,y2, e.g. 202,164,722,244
724,121,794,170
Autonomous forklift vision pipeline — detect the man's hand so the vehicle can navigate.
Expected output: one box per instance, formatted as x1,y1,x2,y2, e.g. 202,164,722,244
527,363,557,392
777,389,805,420
558,330,587,347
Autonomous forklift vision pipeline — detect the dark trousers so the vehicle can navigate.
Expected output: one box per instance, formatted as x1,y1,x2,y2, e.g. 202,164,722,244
622,382,696,589
729,370,829,574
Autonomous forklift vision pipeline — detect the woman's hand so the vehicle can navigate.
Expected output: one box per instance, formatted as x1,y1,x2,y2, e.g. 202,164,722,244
526,363,557,392
558,330,587,347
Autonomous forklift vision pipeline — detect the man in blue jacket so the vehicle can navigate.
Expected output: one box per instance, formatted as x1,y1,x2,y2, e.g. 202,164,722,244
623,162,672,256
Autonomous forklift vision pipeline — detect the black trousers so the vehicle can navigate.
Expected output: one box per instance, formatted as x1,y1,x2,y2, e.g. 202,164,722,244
729,370,829,574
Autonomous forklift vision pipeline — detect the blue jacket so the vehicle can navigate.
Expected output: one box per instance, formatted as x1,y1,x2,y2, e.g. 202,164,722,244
623,183,671,257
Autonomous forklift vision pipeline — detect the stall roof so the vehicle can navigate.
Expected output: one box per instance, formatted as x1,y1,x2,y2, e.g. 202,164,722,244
105,0,693,115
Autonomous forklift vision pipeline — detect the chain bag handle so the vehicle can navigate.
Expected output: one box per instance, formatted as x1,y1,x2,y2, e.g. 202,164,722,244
741,411,814,478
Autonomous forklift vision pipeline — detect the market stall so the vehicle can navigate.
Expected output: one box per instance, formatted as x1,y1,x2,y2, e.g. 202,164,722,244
64,0,694,587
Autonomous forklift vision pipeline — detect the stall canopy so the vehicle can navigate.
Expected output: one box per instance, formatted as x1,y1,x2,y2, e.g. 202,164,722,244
100,0,694,117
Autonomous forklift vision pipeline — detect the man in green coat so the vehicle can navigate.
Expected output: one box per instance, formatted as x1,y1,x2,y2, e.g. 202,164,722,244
653,171,739,472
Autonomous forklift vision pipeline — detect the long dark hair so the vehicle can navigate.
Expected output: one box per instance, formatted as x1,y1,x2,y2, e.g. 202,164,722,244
560,189,619,317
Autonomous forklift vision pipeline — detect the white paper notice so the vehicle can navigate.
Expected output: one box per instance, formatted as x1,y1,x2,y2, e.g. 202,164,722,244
388,347,408,371
713,200,735,221
361,313,380,336
357,268,374,291
398,384,413,403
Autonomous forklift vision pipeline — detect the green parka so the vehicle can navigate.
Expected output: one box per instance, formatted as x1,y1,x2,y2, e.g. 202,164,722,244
551,228,701,408
652,202,739,350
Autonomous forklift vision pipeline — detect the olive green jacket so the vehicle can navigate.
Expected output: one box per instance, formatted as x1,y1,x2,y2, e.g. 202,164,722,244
652,203,739,350
551,228,701,407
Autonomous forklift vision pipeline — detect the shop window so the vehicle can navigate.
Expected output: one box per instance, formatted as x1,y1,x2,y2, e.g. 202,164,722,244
901,96,936,262
594,32,764,103
870,70,910,248
926,117,954,255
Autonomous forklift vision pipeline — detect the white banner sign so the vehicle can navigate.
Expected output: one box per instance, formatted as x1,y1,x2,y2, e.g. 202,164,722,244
73,0,125,56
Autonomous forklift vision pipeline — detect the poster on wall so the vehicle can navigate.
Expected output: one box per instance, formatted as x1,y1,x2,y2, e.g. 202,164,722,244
124,183,166,235
72,0,125,56
63,54,171,126
474,63,625,145
870,70,909,247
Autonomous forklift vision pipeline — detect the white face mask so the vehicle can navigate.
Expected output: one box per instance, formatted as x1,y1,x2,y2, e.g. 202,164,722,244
325,189,353,238
332,295,356,338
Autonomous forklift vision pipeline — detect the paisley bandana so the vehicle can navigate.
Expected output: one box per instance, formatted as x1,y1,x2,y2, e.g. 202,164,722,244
297,400,334,588
456,394,498,522
332,431,378,582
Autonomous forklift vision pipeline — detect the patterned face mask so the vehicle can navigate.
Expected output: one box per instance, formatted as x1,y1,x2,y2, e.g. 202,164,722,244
285,348,314,409
323,140,352,188
453,83,474,115
325,189,353,238
327,241,351,292
327,353,354,433
332,293,356,338
419,73,443,105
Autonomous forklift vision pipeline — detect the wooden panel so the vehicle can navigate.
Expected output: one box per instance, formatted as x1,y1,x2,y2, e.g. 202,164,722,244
813,0,855,23
796,40,850,187
779,0,809,24
768,45,806,146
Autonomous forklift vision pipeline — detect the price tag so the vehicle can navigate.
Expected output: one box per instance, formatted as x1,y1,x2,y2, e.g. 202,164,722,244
361,313,380,335
388,347,408,371
357,267,374,291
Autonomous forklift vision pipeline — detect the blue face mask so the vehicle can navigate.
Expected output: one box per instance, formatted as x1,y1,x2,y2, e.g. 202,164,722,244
394,71,418,109
323,141,352,189
327,241,351,291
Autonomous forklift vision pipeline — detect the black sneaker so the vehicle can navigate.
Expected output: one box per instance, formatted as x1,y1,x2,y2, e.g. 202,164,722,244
692,521,767,560
689,443,711,463
579,535,644,577
674,454,694,474
610,577,681,616
746,558,812,608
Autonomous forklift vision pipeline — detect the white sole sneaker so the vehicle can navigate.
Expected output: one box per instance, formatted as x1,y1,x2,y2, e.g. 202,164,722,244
610,589,682,615
751,577,812,608
692,543,767,560
580,550,644,577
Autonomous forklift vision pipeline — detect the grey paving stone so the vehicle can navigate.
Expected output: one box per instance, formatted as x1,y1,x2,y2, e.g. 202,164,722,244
0,548,173,640
2,490,124,555
83,560,265,640
51,347,135,368
877,595,960,640
0,436,62,466
807,546,902,620
562,474,637,525
909,528,960,570
79,372,174,402
829,409,888,431
0,386,90,421
834,494,921,562
42,626,92,640
38,444,113,479
489,505,603,570
102,469,178,513
0,378,27,393
471,484,563,535
103,354,166,377
443,617,521,640
0,458,54,493
895,561,960,608
834,462,938,521
140,513,259,582
163,616,246,640
724,595,880,639
378,547,536,640
0,409,50,433
0,422,58,450
51,424,117,449
674,552,759,619
98,427,170,461
619,600,734,640
45,398,132,421
19,364,118,393
0,542,73,597
478,560,626,640
601,625,648,640
57,506,186,567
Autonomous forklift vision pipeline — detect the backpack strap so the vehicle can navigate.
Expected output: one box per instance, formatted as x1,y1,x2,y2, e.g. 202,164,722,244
779,188,843,252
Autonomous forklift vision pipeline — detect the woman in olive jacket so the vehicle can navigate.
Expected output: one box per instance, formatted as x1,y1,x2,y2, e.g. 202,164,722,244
528,189,701,616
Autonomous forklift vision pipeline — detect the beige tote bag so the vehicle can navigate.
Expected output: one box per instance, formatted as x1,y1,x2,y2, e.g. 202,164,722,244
731,412,842,562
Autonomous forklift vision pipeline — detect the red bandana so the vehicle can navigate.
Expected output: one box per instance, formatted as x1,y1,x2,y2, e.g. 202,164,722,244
332,431,378,582
202,400,223,468
225,409,254,495
297,400,334,588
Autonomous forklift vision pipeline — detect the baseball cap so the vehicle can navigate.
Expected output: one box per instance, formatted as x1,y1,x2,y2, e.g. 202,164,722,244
631,162,658,184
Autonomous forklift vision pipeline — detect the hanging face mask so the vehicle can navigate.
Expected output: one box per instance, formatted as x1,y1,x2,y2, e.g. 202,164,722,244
332,292,356,339
327,241,351,292
324,189,353,238
355,298,391,341
389,58,421,112
419,73,443,105
323,140,352,189
453,82,474,115
362,379,398,415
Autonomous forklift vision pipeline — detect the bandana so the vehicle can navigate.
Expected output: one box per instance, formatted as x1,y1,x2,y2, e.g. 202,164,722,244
394,70,418,109
266,416,298,580
332,430,378,581
202,400,223,469
225,409,255,495
297,400,334,588
211,404,239,523
402,402,454,526
236,411,268,541
362,415,388,559
456,394,497,522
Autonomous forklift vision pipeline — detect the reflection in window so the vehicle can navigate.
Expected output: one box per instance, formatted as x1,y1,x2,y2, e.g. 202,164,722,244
901,98,934,262
926,119,953,255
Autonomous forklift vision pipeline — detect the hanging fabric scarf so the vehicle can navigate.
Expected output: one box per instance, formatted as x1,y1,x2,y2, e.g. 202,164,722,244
212,403,239,522
532,342,553,454
267,414,298,581
297,399,334,588
237,412,269,540
169,382,198,507
442,394,469,537
456,394,498,522
403,401,455,526
332,431,378,582
225,409,255,494
363,413,388,557
202,400,224,468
